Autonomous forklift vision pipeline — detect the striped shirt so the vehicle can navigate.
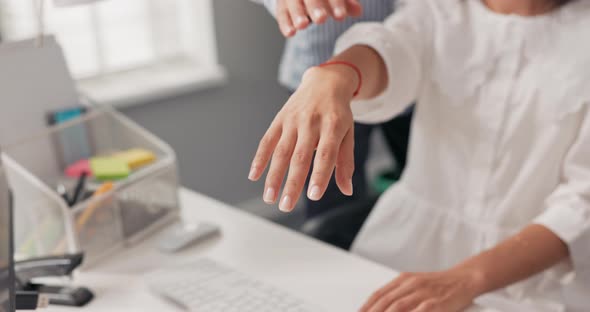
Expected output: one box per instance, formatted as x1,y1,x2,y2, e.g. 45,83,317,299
254,0,395,90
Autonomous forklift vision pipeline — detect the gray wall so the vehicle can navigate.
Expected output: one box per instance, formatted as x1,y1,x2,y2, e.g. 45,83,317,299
122,0,288,204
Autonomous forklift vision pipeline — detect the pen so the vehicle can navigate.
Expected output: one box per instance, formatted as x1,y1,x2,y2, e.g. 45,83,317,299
68,172,87,207
52,182,114,254
76,182,114,231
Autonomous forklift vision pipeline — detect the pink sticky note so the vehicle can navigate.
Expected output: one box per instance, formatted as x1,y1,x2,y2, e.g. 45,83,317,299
65,159,92,178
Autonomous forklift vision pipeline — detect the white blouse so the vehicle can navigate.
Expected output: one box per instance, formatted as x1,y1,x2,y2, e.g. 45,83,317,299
335,0,590,309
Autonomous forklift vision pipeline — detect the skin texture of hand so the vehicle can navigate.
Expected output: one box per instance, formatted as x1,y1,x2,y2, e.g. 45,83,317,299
249,45,387,212
248,65,359,212
276,0,363,37
360,269,484,312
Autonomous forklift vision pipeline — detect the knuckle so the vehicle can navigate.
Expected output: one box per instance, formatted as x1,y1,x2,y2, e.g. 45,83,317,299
405,276,420,287
311,170,330,181
259,135,274,148
304,111,322,125
292,150,311,165
317,148,334,162
285,178,301,190
274,145,291,159
324,115,344,132
390,300,410,311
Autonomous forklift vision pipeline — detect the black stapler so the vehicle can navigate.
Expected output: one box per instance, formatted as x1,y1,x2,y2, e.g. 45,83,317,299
15,253,94,307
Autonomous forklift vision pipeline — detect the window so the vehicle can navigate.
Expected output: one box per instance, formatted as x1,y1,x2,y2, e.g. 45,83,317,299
0,0,226,106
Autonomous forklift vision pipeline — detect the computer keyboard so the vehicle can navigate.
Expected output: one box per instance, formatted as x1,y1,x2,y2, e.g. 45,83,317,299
145,258,322,312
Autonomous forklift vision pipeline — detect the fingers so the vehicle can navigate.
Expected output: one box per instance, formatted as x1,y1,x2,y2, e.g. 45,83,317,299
307,123,344,201
304,0,329,24
277,0,363,37
361,274,409,312
335,127,354,196
249,124,282,181
286,0,311,30
369,285,418,312
346,0,363,17
279,131,317,212
264,129,297,204
383,294,424,312
327,0,348,20
277,1,296,37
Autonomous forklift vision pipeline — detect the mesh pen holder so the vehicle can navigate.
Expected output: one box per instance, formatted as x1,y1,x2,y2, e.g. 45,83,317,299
3,106,181,268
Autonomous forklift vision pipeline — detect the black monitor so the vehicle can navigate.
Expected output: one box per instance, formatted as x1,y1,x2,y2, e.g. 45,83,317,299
0,158,15,312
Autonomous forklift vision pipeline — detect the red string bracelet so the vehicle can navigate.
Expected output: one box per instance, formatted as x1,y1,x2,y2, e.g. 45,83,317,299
318,61,363,97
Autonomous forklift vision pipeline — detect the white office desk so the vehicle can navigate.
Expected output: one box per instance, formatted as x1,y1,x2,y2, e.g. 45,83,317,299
44,188,397,312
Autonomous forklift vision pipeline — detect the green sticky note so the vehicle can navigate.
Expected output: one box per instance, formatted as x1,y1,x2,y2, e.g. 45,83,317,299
90,157,130,181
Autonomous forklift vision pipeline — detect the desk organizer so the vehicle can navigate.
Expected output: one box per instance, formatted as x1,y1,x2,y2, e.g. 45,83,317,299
3,106,181,267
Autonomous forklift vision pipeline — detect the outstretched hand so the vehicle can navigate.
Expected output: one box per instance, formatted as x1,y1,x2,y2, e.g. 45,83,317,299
248,65,360,212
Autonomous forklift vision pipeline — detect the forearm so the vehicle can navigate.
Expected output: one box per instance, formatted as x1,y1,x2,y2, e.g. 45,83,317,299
304,45,388,100
455,224,569,296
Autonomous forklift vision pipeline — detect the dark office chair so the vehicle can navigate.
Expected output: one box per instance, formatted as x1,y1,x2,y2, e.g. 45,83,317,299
301,110,414,250
301,195,379,250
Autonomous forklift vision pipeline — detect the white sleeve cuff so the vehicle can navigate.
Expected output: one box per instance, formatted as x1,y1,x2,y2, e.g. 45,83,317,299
334,23,420,124
534,196,590,284
534,196,590,243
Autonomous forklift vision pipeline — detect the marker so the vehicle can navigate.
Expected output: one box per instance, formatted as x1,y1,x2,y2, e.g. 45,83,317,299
52,182,114,254
68,172,88,207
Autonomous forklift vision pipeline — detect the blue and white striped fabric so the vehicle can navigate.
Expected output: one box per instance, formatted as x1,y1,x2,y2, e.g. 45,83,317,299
253,0,396,90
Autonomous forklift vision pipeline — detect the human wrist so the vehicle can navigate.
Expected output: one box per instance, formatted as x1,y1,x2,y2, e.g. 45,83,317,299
449,265,490,298
303,64,360,99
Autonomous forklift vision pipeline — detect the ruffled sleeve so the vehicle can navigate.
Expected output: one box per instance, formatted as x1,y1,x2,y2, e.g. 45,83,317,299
534,104,590,288
334,0,433,123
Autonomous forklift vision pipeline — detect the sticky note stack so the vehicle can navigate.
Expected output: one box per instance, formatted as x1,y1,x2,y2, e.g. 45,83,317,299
65,159,92,178
66,149,156,181
90,157,130,181
113,148,156,170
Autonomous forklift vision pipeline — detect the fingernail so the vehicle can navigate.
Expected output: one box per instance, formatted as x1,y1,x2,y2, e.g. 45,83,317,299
308,185,321,201
283,26,295,36
248,167,257,181
279,195,293,212
264,187,276,203
295,16,307,27
334,6,346,18
313,8,326,20
347,179,354,196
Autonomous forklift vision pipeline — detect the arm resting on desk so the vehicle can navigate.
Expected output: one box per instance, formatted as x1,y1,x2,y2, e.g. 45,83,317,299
361,225,569,312
361,110,590,311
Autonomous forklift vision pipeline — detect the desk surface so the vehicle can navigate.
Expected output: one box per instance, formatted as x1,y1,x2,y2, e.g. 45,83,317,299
45,188,398,312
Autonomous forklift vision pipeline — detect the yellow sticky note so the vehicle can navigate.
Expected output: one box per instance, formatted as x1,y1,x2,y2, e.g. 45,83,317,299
90,157,130,181
114,148,156,170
